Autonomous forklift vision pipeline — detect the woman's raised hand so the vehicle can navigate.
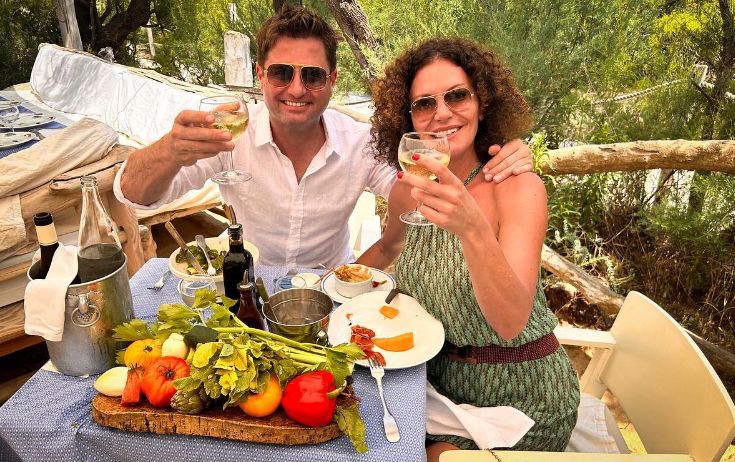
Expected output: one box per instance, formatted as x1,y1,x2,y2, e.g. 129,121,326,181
397,153,486,236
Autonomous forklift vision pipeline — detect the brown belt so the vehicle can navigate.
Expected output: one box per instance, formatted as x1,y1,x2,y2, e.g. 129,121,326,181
440,332,560,365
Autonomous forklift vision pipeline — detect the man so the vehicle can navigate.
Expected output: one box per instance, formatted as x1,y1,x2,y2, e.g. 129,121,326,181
114,5,533,268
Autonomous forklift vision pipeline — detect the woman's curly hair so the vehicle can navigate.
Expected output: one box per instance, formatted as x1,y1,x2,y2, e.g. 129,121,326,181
370,37,532,170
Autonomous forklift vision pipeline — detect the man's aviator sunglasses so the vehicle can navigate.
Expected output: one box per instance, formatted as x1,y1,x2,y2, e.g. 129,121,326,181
265,63,330,91
410,87,475,119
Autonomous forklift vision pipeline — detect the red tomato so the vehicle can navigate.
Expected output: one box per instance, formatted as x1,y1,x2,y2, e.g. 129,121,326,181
140,356,190,408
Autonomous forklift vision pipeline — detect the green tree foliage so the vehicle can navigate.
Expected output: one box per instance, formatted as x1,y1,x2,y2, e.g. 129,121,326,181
0,0,60,89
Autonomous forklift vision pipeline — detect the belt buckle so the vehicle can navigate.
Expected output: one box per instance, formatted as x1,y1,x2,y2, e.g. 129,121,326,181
457,346,477,365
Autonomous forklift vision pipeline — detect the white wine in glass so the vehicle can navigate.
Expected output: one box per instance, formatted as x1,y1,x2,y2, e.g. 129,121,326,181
398,132,450,226
200,95,252,184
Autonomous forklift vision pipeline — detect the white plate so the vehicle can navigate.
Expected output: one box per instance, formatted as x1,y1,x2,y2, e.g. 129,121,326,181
328,290,444,369
0,100,21,110
168,235,259,282
320,268,395,304
0,113,55,129
0,131,37,150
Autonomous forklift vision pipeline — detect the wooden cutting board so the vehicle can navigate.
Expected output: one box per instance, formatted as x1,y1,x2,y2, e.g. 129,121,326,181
92,394,351,445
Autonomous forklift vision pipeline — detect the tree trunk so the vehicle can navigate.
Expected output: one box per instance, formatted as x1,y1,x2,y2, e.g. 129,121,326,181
541,245,624,316
224,31,253,87
324,0,380,84
538,139,735,176
51,0,83,50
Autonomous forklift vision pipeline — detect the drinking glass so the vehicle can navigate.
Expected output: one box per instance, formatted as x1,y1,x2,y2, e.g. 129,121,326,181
178,275,217,307
199,95,251,184
398,132,451,226
0,106,20,132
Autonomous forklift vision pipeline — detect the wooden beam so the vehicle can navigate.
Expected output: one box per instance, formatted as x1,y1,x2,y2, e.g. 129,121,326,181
539,139,735,175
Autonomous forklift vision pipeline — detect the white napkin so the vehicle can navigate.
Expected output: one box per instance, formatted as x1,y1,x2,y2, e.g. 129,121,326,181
426,381,535,449
24,244,78,342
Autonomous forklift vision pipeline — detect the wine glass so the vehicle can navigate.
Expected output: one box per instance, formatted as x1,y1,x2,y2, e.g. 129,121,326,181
199,95,251,184
0,105,20,133
398,132,451,226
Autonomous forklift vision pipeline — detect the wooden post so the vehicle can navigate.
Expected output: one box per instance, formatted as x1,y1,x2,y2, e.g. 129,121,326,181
146,23,155,57
51,0,83,50
224,31,253,87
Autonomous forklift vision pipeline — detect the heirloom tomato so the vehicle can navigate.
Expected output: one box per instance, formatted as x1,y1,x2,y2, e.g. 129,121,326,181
124,338,162,368
140,356,190,408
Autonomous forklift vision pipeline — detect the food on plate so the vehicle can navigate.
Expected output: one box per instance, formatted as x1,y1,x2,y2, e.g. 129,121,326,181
124,338,162,368
334,264,372,283
371,279,387,288
372,332,414,352
378,305,399,319
94,366,129,397
238,373,282,417
175,244,224,275
350,325,386,366
140,356,191,408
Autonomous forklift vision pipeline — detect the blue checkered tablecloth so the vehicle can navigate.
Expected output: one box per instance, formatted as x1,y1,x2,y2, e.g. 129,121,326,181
0,258,427,461
0,95,67,159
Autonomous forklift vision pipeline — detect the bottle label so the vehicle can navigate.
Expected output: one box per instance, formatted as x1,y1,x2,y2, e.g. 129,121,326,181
37,223,58,245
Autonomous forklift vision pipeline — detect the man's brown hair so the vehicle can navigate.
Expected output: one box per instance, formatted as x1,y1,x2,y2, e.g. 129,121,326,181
256,5,338,71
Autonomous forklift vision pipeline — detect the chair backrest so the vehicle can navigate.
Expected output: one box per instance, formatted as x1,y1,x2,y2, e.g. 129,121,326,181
601,291,735,462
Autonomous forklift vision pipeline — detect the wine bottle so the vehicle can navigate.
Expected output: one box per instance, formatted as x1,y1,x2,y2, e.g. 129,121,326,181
222,224,255,310
33,212,59,279
77,176,125,283
237,282,265,329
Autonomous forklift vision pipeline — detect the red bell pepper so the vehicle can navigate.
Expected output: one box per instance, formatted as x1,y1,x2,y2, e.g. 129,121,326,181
281,370,338,427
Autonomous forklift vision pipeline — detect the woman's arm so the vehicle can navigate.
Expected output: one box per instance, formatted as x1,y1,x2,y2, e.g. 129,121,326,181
460,174,547,340
400,155,547,340
355,180,413,270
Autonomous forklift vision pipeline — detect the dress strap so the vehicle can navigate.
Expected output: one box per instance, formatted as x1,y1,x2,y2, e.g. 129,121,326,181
463,163,484,186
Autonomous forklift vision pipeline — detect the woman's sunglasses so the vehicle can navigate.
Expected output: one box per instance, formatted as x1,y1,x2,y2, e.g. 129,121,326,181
265,63,330,91
410,87,475,119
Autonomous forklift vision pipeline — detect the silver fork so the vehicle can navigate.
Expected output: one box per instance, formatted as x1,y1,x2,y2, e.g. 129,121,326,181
367,356,400,442
147,270,171,291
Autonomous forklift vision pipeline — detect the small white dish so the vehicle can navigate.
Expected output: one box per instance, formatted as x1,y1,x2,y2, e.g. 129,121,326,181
0,113,55,129
320,268,395,304
334,264,374,298
291,272,321,288
0,131,37,150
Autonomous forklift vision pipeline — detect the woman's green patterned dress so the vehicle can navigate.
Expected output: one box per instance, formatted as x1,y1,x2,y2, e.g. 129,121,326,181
394,174,579,451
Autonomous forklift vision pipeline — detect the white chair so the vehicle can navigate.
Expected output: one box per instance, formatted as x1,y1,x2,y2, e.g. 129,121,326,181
440,291,735,462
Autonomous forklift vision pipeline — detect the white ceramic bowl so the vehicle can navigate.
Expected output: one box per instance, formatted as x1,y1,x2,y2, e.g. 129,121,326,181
168,235,259,295
333,264,373,298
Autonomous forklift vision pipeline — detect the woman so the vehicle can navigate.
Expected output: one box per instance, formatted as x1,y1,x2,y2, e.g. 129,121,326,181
357,37,580,455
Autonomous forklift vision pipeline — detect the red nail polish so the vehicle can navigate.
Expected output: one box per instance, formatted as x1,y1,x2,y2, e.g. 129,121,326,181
397,171,404,179
411,153,420,161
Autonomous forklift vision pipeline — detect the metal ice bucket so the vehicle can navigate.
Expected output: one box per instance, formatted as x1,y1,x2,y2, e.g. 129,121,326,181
27,255,134,376
262,288,332,344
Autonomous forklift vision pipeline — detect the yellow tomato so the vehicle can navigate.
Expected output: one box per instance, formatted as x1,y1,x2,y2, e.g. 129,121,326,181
238,374,282,418
123,339,162,368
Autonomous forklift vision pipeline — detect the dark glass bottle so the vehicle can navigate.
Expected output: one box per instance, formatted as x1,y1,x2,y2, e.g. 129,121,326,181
77,176,125,282
33,212,59,279
237,282,265,329
222,224,255,308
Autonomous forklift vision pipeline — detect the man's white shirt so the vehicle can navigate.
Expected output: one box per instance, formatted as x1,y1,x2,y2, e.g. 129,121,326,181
113,103,396,268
